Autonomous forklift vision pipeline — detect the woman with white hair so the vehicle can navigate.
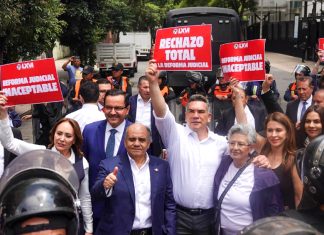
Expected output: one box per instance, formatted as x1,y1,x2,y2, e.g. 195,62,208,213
213,124,283,235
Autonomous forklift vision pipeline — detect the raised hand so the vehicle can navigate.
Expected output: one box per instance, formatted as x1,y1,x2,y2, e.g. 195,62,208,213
145,60,159,84
262,74,274,92
103,166,118,190
0,91,8,120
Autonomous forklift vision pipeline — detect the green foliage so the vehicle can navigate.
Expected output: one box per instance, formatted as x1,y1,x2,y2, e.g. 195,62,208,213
59,0,134,64
179,0,209,7
0,0,65,64
208,0,257,18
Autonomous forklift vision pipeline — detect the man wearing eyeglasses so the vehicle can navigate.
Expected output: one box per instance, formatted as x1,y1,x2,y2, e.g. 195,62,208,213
82,89,132,231
107,63,132,99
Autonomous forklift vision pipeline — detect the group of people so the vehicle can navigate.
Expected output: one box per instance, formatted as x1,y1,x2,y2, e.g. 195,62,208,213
0,54,323,235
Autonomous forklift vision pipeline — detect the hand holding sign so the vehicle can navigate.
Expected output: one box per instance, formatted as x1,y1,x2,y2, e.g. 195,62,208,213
103,166,118,190
0,92,8,120
145,60,159,84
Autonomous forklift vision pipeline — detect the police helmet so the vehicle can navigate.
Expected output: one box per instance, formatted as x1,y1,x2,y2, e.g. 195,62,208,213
159,71,167,80
186,71,203,84
294,64,311,76
265,59,271,73
0,150,80,235
216,67,224,79
302,135,324,204
239,216,320,235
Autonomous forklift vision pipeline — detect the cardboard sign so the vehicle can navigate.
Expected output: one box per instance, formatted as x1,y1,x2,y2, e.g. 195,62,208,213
319,38,324,50
219,39,266,82
154,25,212,71
0,58,63,106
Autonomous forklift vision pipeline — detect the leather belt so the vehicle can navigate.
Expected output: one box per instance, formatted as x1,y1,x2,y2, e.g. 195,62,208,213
130,227,152,235
176,204,214,215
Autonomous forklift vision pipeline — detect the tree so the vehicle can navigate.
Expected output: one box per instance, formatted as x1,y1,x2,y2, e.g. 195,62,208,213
59,0,134,64
209,0,257,19
0,0,65,64
178,0,209,7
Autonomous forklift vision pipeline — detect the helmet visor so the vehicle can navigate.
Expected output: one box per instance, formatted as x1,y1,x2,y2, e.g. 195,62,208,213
0,150,79,198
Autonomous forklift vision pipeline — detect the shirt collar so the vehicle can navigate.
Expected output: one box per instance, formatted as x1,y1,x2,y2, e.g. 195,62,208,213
82,103,101,110
137,94,151,103
184,125,217,141
106,119,126,134
51,146,75,161
127,153,150,170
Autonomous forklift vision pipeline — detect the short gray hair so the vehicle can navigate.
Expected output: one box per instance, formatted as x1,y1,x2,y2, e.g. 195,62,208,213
227,124,257,145
185,94,211,112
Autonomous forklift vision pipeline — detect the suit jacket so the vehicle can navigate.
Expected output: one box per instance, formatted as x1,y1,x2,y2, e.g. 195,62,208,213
128,95,163,156
286,99,315,148
91,152,176,235
82,119,132,219
4,128,22,168
285,99,300,124
215,103,267,136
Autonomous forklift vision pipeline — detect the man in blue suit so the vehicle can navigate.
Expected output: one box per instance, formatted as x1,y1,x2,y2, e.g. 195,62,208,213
83,89,132,230
128,76,163,156
91,123,176,235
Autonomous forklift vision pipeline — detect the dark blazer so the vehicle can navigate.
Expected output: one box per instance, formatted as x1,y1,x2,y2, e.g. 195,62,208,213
91,152,176,235
4,128,22,168
128,95,163,156
215,103,267,136
286,99,313,148
285,99,300,124
82,119,132,220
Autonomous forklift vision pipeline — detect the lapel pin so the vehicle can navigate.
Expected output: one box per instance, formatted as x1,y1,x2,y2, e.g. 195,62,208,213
154,168,159,172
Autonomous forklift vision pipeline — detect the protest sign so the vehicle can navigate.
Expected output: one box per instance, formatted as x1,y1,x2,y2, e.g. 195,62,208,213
318,38,324,62
319,38,324,50
219,39,266,82
0,58,63,106
154,25,212,71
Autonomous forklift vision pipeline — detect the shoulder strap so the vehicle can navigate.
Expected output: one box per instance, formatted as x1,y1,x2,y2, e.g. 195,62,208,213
216,153,256,210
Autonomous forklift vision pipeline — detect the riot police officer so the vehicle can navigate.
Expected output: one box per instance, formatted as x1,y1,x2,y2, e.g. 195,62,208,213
0,150,80,235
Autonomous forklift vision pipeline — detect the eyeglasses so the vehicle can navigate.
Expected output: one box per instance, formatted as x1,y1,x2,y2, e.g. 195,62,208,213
104,106,126,112
228,141,250,148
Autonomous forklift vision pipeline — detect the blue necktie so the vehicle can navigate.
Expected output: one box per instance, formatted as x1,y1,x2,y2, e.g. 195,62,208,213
301,101,307,119
106,129,117,158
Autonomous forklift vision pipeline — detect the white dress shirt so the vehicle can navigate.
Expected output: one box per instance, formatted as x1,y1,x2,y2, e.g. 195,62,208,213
234,105,255,129
135,95,151,129
154,106,228,209
0,118,93,233
218,163,254,235
297,96,312,122
66,103,105,132
104,120,126,157
128,154,152,229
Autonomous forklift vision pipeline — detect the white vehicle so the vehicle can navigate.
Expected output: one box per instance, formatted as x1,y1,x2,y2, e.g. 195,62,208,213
96,43,138,77
119,32,151,60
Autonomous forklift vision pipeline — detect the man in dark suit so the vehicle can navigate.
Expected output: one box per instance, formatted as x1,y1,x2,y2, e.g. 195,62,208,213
286,76,314,123
128,76,163,156
91,123,176,235
286,76,314,148
82,89,132,230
